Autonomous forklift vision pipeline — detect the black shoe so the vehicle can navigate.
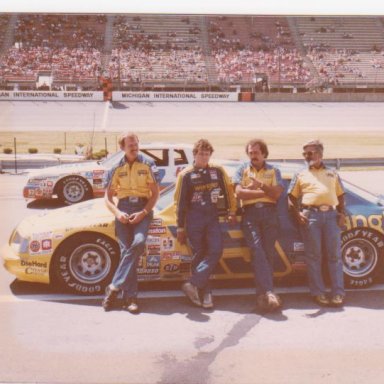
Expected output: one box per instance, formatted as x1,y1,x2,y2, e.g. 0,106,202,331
313,294,330,307
102,286,119,311
123,298,140,314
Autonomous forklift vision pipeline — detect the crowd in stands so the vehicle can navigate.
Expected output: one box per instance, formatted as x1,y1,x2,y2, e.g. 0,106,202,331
108,48,207,83
0,14,384,89
215,47,311,84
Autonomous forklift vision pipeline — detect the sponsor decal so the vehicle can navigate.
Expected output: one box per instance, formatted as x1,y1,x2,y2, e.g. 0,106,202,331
29,240,40,253
137,267,160,275
164,263,179,272
191,173,201,179
138,170,148,175
162,251,180,260
147,255,161,267
161,237,175,251
293,242,305,252
147,235,161,245
209,169,218,180
41,239,52,251
93,170,105,176
147,244,161,255
85,172,93,178
118,172,128,177
150,218,163,227
180,255,193,262
148,227,167,235
53,233,64,240
21,260,48,275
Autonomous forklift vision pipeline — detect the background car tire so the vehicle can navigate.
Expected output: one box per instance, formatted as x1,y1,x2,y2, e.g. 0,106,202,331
51,233,120,295
57,176,93,205
341,228,384,288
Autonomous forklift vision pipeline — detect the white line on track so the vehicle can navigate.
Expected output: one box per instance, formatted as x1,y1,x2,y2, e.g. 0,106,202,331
1,284,384,303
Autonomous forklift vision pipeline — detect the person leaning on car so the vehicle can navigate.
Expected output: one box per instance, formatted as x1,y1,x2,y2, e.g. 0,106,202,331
174,139,237,309
233,139,284,312
102,132,160,313
287,139,346,307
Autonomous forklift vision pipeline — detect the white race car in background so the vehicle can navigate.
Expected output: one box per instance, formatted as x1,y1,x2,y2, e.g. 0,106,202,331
23,144,193,205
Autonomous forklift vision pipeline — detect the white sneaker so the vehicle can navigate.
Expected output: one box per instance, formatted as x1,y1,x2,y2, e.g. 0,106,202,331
202,292,214,309
182,282,202,306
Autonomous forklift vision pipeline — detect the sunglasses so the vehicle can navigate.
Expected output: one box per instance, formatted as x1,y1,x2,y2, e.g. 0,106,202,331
302,150,317,157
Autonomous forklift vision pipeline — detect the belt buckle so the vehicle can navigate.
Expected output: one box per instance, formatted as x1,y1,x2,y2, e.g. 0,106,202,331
319,205,330,212
255,202,263,208
129,196,139,203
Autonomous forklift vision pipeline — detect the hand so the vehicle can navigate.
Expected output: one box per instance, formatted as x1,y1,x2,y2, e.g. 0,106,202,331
337,212,346,228
116,210,130,224
227,214,237,224
128,210,146,224
247,177,264,190
177,230,187,245
297,212,309,226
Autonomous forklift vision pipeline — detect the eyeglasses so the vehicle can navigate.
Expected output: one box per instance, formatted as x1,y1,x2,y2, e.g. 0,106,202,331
302,151,317,157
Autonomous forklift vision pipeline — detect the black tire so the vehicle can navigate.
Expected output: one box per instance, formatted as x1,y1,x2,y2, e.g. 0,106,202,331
341,228,384,288
51,233,120,295
57,176,92,205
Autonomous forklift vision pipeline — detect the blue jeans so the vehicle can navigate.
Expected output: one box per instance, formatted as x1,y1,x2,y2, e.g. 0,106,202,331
112,198,152,298
301,209,345,296
241,205,278,295
186,207,223,293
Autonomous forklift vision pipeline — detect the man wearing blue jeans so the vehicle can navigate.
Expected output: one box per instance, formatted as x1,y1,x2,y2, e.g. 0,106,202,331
103,132,159,313
233,139,284,312
175,139,237,309
288,139,346,307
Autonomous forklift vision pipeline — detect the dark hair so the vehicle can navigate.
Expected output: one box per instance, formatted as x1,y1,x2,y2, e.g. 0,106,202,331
193,139,214,155
245,139,269,158
118,132,139,149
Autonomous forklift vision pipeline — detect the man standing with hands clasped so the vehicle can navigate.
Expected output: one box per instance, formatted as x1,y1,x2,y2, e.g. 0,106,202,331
174,139,237,309
102,132,160,313
233,139,284,312
288,139,346,307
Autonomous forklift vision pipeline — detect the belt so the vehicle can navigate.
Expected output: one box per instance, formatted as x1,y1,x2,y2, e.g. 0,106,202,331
302,204,335,212
244,202,276,209
120,196,148,203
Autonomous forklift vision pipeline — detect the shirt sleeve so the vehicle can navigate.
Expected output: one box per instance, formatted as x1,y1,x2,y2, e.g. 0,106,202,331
105,166,119,193
335,173,345,196
148,161,160,184
272,167,283,187
287,172,301,198
174,171,189,228
232,163,244,186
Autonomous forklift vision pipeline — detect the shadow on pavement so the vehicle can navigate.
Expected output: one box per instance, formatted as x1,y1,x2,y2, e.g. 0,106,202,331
27,199,66,209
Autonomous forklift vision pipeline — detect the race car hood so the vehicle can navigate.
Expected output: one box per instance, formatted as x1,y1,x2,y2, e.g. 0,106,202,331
16,198,114,236
27,160,102,179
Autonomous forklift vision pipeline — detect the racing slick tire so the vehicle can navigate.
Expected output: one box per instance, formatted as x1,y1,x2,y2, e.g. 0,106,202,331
341,228,384,288
51,233,120,295
57,176,93,205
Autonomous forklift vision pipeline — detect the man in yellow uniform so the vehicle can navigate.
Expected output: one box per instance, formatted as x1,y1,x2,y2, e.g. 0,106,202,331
233,139,284,312
102,132,160,313
288,139,346,307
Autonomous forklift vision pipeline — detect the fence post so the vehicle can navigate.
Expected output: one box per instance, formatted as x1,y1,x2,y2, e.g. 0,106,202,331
14,137,17,174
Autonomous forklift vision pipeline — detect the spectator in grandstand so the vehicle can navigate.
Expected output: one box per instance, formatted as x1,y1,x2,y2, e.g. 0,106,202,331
288,140,346,308
233,139,283,312
175,139,236,309
102,132,160,313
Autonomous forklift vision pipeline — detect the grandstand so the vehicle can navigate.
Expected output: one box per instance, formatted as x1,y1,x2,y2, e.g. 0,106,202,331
1,13,384,93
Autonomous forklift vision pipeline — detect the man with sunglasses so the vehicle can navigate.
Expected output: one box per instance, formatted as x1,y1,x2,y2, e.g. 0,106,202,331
288,140,346,307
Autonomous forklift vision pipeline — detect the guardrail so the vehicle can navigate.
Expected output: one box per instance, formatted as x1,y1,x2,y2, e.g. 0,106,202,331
1,156,383,173
269,158,384,170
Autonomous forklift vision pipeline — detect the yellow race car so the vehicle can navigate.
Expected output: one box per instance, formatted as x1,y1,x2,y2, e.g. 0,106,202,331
3,163,384,294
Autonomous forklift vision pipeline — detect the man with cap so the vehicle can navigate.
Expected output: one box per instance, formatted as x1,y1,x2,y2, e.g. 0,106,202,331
288,139,346,307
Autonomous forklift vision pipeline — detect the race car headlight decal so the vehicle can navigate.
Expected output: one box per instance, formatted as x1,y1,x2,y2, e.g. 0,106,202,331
11,231,29,253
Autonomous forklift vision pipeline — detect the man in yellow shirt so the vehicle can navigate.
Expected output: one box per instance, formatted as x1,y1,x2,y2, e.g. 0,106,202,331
233,139,284,312
102,132,160,313
288,139,346,307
